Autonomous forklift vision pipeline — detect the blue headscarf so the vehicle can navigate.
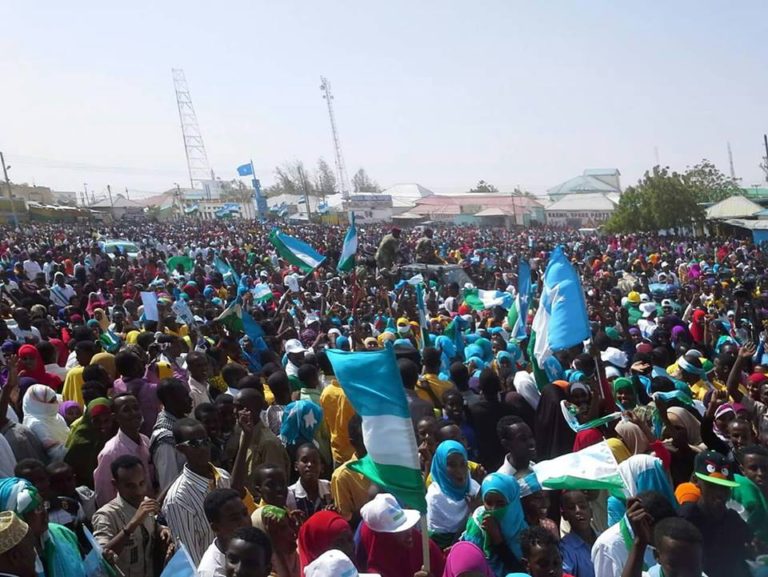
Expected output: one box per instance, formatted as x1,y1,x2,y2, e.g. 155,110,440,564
335,335,350,351
607,454,677,526
279,400,323,446
435,335,457,378
430,440,471,501
0,477,42,516
506,342,523,366
465,344,483,361
495,351,513,366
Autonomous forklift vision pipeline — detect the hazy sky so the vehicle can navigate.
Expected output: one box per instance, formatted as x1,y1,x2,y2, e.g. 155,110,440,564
1,1,766,199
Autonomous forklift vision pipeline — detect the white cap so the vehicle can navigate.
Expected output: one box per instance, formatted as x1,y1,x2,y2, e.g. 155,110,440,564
360,493,420,533
640,293,650,303
601,346,628,368
661,299,673,307
285,339,306,354
304,550,380,577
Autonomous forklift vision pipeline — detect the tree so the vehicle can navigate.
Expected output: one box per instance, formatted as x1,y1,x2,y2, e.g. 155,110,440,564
265,161,316,197
314,158,337,197
469,180,498,193
512,186,536,198
604,166,705,233
352,168,380,193
683,159,741,203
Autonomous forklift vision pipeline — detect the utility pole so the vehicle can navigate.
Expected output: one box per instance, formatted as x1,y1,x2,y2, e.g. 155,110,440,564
82,183,88,207
298,164,312,220
727,142,736,179
106,184,114,207
0,152,18,227
763,134,768,184
124,187,129,200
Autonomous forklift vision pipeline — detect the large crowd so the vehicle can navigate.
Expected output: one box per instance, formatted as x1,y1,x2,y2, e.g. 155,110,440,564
0,217,765,577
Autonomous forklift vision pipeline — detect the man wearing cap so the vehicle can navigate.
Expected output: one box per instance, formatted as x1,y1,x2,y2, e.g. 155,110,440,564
0,511,36,577
284,339,306,380
678,451,753,577
624,292,643,327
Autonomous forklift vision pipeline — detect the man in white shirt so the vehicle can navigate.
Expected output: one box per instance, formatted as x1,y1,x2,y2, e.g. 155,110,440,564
10,308,41,342
197,488,252,577
591,491,676,577
22,253,42,281
186,351,212,409
496,416,536,479
49,272,76,309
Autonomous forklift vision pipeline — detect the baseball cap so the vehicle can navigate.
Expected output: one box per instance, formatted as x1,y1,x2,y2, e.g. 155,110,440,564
304,550,380,577
661,299,673,308
360,493,420,533
285,339,306,355
627,291,641,304
694,450,739,488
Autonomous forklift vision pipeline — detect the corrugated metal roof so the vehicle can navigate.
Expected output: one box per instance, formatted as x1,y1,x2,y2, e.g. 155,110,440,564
724,218,768,230
545,192,619,211
705,195,763,219
547,175,620,196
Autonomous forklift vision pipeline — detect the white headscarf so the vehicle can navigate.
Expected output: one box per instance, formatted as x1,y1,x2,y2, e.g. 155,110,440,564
22,384,69,458
513,371,540,410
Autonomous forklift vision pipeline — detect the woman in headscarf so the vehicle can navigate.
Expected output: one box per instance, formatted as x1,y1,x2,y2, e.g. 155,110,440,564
297,510,354,572
85,292,106,317
689,308,707,346
606,437,632,464
22,384,70,462
63,398,113,488
252,505,300,577
427,440,481,548
58,400,82,427
280,399,323,473
512,371,540,412
0,477,85,577
90,351,117,382
443,541,494,577
534,381,576,461
87,319,121,354
462,472,527,576
435,334,457,379
606,454,677,527
17,344,63,390
661,405,704,485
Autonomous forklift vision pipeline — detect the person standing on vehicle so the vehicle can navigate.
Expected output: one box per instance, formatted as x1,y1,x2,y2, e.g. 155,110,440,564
375,227,401,273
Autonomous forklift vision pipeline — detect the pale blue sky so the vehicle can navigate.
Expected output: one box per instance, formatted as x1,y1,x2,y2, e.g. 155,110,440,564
1,1,766,198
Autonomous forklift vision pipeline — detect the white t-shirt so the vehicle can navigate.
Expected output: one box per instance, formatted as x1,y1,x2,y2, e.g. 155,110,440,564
23,259,42,280
197,540,226,577
591,522,656,577
11,325,41,342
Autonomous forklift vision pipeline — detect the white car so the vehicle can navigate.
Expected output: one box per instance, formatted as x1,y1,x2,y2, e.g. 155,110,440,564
101,240,140,260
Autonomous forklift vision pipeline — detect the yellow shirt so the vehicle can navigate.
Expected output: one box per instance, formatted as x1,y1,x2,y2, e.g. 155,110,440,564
319,379,356,464
330,455,371,521
415,373,455,406
62,366,85,406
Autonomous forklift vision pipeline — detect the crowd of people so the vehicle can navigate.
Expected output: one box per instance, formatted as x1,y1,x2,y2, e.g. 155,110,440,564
0,217,765,577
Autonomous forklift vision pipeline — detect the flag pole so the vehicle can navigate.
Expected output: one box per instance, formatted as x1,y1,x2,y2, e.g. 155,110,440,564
250,159,263,221
419,515,431,574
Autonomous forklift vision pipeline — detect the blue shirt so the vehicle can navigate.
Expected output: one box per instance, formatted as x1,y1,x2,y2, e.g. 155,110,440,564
560,532,595,577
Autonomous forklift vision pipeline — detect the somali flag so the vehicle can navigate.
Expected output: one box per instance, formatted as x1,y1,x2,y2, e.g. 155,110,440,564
507,259,531,341
159,544,196,577
269,229,326,273
237,163,254,176
531,245,589,366
337,214,357,273
327,345,426,512
464,288,513,311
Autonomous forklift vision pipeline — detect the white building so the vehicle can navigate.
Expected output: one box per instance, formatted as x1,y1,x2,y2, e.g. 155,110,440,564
380,183,435,215
545,192,620,227
344,194,393,223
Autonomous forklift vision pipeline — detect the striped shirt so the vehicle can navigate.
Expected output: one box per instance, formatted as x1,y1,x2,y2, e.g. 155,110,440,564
161,464,230,566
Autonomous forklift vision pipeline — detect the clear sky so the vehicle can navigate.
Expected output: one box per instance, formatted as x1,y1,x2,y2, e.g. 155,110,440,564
1,1,766,199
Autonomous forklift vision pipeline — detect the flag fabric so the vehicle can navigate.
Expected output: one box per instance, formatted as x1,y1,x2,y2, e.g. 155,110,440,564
160,544,196,577
415,282,429,349
532,441,624,491
237,163,254,176
214,257,240,286
251,283,274,303
242,309,266,342
443,315,466,361
216,301,244,334
83,527,116,577
531,245,590,366
464,288,513,311
507,260,531,341
337,214,358,273
167,255,195,273
394,274,424,291
326,345,426,512
560,400,622,433
269,229,326,274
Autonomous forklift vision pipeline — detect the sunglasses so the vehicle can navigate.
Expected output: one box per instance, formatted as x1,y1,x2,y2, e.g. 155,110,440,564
177,438,211,448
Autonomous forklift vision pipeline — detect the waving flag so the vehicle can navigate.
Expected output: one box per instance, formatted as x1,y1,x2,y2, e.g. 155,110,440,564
394,274,424,291
464,288,513,311
337,214,358,273
327,345,426,512
237,163,254,176
533,441,624,491
251,283,274,303
159,544,196,577
269,229,326,273
507,259,531,341
531,245,589,365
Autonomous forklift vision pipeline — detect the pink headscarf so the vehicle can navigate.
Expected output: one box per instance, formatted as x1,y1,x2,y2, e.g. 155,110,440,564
442,541,494,577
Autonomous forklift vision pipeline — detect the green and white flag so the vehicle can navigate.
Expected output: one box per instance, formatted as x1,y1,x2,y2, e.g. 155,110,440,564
251,283,274,303
327,345,426,512
268,229,326,274
464,288,513,311
533,441,624,490
560,400,622,433
337,214,358,274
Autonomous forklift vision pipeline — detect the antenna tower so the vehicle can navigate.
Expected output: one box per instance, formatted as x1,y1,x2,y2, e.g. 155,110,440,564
172,69,211,189
727,142,736,179
320,76,350,200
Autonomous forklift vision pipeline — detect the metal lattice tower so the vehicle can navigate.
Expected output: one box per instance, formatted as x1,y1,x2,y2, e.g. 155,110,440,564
727,142,736,179
172,69,211,189
320,76,350,199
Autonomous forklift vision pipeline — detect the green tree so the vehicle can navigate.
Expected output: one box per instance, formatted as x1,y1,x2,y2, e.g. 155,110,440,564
604,166,705,233
469,180,498,193
683,159,741,203
314,158,337,197
352,168,380,192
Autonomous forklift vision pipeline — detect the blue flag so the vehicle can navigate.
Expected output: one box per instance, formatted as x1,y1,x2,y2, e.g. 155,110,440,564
237,163,253,176
160,544,196,577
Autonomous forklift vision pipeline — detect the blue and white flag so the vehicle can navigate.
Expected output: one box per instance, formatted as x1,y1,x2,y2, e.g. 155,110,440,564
531,245,590,365
237,163,254,176
507,259,531,341
337,214,357,273
160,544,196,577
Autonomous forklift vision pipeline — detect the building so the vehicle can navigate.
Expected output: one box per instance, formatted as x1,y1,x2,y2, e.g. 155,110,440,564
88,194,146,220
343,194,392,223
7,184,55,204
380,183,435,215
705,195,764,221
545,192,620,228
409,193,545,227
547,169,621,201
